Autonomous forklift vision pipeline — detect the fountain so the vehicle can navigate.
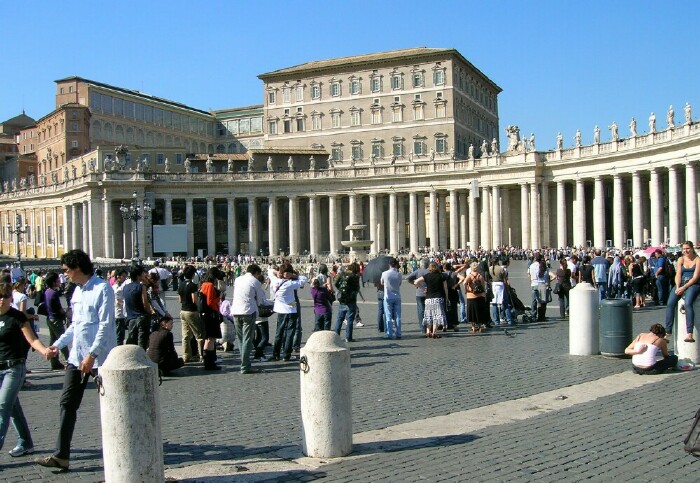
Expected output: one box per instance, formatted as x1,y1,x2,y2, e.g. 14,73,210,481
340,222,374,262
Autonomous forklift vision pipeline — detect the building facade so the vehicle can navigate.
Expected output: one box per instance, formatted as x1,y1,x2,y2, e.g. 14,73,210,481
0,48,698,261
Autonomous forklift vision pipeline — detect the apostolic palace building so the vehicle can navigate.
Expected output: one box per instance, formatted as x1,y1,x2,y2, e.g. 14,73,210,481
0,47,698,261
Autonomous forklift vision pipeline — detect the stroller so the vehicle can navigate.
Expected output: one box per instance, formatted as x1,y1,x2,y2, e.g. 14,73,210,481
508,286,535,323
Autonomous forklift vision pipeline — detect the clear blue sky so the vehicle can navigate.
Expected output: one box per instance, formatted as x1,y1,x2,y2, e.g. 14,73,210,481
2,0,698,150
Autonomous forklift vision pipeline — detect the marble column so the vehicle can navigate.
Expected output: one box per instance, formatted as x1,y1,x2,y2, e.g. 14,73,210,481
613,174,625,249
593,176,605,248
268,196,278,256
328,195,338,254
686,163,698,243
540,182,550,248
289,196,299,256
369,194,378,255
668,165,680,245
650,168,663,246
163,195,173,257
481,187,491,249
389,192,398,254
397,194,406,251
376,195,385,252
632,171,643,247
207,199,216,256
438,192,448,250
41,209,48,258
227,198,237,255
63,205,72,251
530,182,540,249
82,201,89,257
103,197,114,258
309,195,318,256
246,197,257,256
449,190,459,250
416,194,426,249
520,184,530,249
72,203,80,252
574,179,586,247
459,191,468,248
429,191,438,251
556,181,567,248
51,206,59,256
501,188,511,247
469,187,479,250
349,194,357,223
408,192,418,254
491,186,501,248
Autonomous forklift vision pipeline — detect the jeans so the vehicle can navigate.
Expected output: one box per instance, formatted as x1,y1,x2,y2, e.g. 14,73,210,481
126,315,150,350
253,320,269,358
633,355,678,375
334,303,358,340
55,364,96,460
656,275,669,305
273,313,298,360
0,364,32,452
292,302,302,351
558,290,570,318
665,284,700,334
458,290,467,323
234,314,255,372
47,317,69,365
376,299,386,333
314,312,332,331
416,296,426,331
115,317,127,345
597,281,608,301
490,304,502,325
383,298,402,338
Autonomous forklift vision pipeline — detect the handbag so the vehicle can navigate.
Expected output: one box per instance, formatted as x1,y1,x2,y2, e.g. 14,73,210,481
552,282,561,295
257,303,274,319
545,286,553,303
684,407,700,458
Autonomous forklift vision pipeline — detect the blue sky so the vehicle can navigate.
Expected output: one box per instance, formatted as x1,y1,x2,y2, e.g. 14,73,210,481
2,1,698,150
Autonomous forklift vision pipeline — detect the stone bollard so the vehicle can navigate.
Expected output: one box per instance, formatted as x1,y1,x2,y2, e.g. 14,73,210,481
99,345,164,483
300,331,352,458
569,282,599,355
676,298,700,364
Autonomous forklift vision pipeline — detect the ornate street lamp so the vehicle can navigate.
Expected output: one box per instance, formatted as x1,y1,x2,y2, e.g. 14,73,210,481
120,191,151,261
6,214,28,269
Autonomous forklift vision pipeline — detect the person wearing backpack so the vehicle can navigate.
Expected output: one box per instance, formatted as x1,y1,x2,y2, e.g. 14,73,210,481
333,262,361,342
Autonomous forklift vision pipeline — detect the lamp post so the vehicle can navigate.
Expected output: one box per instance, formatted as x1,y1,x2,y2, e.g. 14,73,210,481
6,214,28,269
120,191,151,262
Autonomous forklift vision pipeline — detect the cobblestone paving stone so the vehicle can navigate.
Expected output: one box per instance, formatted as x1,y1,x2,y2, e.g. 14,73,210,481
1,261,695,481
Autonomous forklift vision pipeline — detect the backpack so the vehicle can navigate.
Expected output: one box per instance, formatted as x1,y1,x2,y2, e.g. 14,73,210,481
684,407,700,458
665,258,676,280
335,274,352,304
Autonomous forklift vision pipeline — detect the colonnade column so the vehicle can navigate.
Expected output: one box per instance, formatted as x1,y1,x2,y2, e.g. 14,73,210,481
540,182,550,248
459,191,468,248
593,176,605,248
227,198,237,255
309,195,318,256
246,197,256,256
429,190,438,251
574,179,585,247
668,165,680,245
369,194,378,255
650,168,663,246
63,205,72,251
416,195,426,249
397,195,406,250
288,196,299,256
556,181,566,248
268,196,278,256
530,182,540,249
632,172,643,246
81,201,89,257
103,196,114,258
501,188,511,246
491,186,501,248
349,194,357,223
520,184,530,249
438,192,447,250
163,195,173,257
613,174,625,249
40,210,47,258
376,195,385,252
469,187,479,250
408,192,418,254
51,206,59,256
686,163,698,243
206,199,216,256
481,186,491,249
449,190,458,250
328,195,338,254
71,203,80,251
389,192,398,254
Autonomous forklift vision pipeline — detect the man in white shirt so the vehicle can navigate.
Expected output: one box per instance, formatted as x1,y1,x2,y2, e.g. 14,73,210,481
231,264,269,374
380,259,403,339
148,260,172,292
270,262,307,361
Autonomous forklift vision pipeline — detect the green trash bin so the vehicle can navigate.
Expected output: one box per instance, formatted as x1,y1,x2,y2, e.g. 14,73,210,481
599,298,633,357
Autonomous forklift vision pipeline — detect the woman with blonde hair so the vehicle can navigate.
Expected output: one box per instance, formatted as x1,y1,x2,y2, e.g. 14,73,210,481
665,241,700,342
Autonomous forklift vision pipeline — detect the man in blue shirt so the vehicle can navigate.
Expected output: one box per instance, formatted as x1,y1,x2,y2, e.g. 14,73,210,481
380,259,403,339
591,249,609,301
35,249,116,471
653,249,670,306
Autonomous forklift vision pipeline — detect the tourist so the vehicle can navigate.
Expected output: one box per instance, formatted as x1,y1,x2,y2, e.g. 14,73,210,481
333,262,361,342
554,258,572,318
664,241,700,341
607,256,624,299
147,316,184,376
413,262,448,338
272,262,307,358
178,265,203,363
488,258,506,326
124,266,155,350
310,278,333,331
625,323,677,374
529,255,553,321
591,249,608,300
199,268,223,370
231,264,269,373
628,256,646,309
406,258,430,331
112,269,128,345
380,259,402,339
462,261,490,332
43,272,69,369
653,249,671,306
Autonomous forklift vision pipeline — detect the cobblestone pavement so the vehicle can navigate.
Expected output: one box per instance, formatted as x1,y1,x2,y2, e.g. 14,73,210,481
3,261,698,481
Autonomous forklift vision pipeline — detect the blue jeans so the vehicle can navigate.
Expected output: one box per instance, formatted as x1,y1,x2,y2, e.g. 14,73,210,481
416,296,426,331
458,290,466,323
273,313,298,360
334,303,357,340
376,299,386,333
597,281,608,301
656,275,669,305
665,284,700,334
314,312,332,331
383,297,402,338
253,320,269,358
234,314,255,372
0,364,32,452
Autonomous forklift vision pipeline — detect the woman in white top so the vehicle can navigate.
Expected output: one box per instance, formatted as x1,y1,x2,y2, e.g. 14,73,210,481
624,323,678,375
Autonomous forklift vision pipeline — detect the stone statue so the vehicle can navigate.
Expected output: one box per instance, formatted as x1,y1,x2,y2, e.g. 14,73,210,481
136,157,145,172
2,181,7,192
349,157,356,168
81,160,87,176
72,164,77,179
594,125,600,144
247,155,254,172
390,153,397,164
11,178,17,191
574,129,581,147
556,132,563,150
685,102,692,125
468,143,475,159
667,105,675,128
163,157,169,173
408,150,414,162
449,147,455,160
480,139,488,157
63,166,69,182
491,138,498,155
505,125,520,151
206,156,213,173
89,158,96,172
28,174,35,187
649,112,656,133
50,172,57,185
39,173,46,186
429,148,435,162
369,152,376,165
609,121,619,141
529,133,536,152
184,157,192,173
228,158,235,172
267,156,273,171
629,117,637,137
309,155,316,170
19,177,26,190
104,155,113,171
288,156,294,171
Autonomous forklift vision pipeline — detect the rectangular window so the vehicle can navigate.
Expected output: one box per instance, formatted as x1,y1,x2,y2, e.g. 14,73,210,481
175,153,183,164
331,83,341,97
296,118,304,132
434,70,445,85
282,87,291,103
436,104,446,118
124,100,134,119
251,117,262,132
135,103,144,121
391,75,402,90
371,77,381,92
372,144,381,158
393,142,403,156
414,141,424,155
269,121,278,134
163,110,172,128
414,94,422,101
350,111,360,126
392,108,402,123
239,119,250,134
351,145,361,160
70,121,79,132
268,91,276,104
312,115,321,130
71,140,78,148
413,105,424,121
157,153,165,165
229,119,239,134
102,95,113,114
154,108,163,126
296,86,303,102
332,148,342,161
331,112,341,128
350,80,360,95
436,139,446,153
113,97,123,116
311,85,320,99
144,105,153,123
283,120,291,133
413,73,422,87
371,110,381,124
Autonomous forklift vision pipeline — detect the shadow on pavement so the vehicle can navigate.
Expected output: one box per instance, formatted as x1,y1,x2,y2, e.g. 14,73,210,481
352,433,480,455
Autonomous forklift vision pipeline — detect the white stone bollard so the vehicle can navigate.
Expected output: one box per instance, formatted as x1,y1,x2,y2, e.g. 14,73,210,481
569,282,599,355
99,345,164,483
676,298,700,363
300,331,352,458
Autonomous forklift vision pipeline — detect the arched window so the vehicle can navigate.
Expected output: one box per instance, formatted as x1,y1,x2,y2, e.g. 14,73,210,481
216,144,225,153
104,123,113,141
199,142,206,153
228,143,237,153
115,125,124,143
146,131,154,147
92,120,102,140
126,127,134,143
136,129,145,146
155,132,163,147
